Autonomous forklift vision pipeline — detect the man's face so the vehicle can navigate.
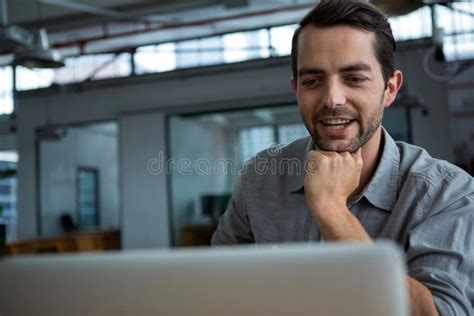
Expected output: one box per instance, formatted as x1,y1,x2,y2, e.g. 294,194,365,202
292,25,393,153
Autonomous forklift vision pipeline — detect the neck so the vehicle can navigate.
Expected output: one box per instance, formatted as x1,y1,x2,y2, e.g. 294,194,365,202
356,127,384,196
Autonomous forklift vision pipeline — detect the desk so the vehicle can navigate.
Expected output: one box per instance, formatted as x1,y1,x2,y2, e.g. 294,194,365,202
179,224,216,246
4,229,120,255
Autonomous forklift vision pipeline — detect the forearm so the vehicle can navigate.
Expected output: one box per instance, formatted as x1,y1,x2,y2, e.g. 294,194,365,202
312,206,438,315
311,204,372,242
408,277,439,316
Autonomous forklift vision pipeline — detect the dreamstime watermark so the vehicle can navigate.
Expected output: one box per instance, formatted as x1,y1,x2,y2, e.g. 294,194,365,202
147,143,306,177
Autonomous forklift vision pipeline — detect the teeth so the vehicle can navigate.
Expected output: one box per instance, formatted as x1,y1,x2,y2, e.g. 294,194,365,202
322,119,351,125
327,125,346,130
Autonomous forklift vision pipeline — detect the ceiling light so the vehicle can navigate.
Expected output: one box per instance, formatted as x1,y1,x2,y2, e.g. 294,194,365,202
13,28,64,69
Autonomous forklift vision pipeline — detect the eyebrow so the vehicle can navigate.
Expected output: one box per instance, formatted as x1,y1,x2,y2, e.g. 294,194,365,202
339,63,372,73
298,67,324,77
298,62,373,77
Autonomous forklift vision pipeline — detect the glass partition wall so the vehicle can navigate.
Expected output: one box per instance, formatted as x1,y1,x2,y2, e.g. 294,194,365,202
38,121,120,237
169,105,313,247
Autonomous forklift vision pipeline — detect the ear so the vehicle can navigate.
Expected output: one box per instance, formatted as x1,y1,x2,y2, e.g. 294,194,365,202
383,70,403,108
291,77,298,94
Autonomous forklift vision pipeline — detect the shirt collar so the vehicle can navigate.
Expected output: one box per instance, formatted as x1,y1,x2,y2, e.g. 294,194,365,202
288,136,313,194
359,128,399,212
288,128,400,212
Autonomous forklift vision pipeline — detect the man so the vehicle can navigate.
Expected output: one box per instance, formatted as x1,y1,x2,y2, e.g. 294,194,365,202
211,0,473,315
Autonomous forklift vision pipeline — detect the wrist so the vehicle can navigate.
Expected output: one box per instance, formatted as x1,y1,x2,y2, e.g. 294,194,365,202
309,203,371,242
308,197,348,221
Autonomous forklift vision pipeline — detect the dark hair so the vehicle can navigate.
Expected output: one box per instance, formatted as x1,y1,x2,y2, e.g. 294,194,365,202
291,0,396,84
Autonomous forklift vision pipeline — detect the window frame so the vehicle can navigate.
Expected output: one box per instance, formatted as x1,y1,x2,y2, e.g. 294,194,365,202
76,166,100,229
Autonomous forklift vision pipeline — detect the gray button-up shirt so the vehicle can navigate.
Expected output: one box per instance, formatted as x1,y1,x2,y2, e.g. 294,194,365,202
212,128,474,315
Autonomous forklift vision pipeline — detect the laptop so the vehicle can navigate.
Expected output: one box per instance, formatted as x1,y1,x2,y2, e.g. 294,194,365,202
0,242,409,316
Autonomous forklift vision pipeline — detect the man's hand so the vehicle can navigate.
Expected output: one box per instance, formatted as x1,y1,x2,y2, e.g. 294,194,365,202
408,277,440,316
304,148,363,220
303,148,370,242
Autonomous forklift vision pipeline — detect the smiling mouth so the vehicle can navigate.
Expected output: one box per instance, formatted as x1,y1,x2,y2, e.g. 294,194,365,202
319,118,355,130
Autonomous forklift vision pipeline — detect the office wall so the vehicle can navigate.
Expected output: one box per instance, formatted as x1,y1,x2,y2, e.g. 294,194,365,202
15,43,453,245
119,112,171,249
39,123,119,236
395,42,453,162
17,103,43,240
0,116,16,151
448,66,474,170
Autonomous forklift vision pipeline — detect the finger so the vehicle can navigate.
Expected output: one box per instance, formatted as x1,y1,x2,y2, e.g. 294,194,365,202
311,150,335,163
352,148,364,165
341,151,352,159
306,158,319,175
351,147,362,158
316,149,340,158
307,150,321,161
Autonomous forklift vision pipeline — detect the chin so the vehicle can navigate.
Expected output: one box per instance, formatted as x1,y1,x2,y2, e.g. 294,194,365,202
315,140,360,153
327,145,359,153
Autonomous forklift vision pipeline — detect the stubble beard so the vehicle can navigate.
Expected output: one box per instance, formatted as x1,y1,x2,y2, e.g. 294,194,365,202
309,100,384,153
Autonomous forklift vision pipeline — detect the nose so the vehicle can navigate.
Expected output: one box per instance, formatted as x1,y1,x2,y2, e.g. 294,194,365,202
323,78,346,109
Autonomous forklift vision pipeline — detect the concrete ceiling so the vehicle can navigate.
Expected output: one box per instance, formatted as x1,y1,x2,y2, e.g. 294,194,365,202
2,0,220,29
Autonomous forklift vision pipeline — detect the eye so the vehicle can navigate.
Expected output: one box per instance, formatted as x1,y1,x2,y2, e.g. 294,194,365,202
345,76,367,85
301,77,323,88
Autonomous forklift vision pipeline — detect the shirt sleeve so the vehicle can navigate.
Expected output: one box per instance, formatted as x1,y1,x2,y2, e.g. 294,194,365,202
405,172,474,315
211,176,255,245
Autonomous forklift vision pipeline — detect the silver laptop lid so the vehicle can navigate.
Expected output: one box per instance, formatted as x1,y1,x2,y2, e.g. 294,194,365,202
0,241,408,316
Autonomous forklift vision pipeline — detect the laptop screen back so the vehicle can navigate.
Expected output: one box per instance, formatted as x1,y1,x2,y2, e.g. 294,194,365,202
0,242,408,316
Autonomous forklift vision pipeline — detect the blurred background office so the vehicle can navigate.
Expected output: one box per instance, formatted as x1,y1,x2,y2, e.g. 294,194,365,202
0,0,473,253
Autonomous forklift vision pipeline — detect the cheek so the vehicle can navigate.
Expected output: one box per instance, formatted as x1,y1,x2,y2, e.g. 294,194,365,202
382,90,392,107
297,103,315,128
297,91,320,110
297,103,311,120
298,94,315,109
